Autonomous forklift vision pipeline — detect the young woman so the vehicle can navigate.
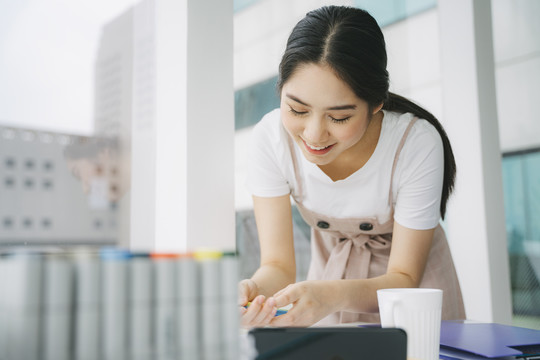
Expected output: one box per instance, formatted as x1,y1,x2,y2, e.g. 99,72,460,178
239,5,465,327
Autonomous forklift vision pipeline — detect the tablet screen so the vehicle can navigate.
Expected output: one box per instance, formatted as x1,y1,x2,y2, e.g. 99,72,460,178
248,327,407,360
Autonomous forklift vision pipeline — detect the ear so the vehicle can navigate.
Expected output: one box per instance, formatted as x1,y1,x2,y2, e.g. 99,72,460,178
372,102,384,114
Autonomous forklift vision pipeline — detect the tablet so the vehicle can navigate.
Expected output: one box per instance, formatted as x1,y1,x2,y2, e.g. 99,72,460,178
248,326,407,360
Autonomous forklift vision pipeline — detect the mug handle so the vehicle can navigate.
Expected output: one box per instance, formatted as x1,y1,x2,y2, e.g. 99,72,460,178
380,298,401,327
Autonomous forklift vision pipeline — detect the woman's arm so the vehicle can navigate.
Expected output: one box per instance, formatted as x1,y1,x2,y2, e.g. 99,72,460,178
239,194,297,327
250,194,297,296
339,221,434,313
270,221,434,326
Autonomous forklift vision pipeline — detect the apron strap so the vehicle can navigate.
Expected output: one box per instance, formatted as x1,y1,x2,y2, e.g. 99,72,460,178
287,133,304,202
387,116,418,207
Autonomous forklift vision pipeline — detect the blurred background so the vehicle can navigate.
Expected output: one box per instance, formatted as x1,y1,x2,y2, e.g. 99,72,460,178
0,0,538,338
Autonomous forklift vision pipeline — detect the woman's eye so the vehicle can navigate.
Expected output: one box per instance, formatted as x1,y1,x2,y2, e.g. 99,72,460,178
289,107,308,116
330,116,351,123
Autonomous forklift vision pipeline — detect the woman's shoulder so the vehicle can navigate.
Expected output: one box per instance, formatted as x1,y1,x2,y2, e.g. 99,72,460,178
382,110,441,146
382,110,415,129
252,108,290,147
253,108,282,134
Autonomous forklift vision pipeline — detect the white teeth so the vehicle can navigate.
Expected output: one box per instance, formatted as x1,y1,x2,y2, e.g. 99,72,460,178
306,142,329,150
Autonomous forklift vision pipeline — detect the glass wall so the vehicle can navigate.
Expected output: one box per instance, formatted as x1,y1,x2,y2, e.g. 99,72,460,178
234,0,261,13
235,76,279,130
502,150,540,327
354,0,436,27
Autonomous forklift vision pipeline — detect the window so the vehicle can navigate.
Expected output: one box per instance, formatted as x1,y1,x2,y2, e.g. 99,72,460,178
502,149,540,326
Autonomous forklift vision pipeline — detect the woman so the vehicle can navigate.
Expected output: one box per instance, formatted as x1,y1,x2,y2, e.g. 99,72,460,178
239,5,465,327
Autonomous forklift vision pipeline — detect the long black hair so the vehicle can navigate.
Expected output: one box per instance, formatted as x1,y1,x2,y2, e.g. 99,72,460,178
277,5,456,219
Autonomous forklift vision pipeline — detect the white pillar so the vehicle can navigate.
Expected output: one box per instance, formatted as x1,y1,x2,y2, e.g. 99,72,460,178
439,0,512,323
130,0,235,252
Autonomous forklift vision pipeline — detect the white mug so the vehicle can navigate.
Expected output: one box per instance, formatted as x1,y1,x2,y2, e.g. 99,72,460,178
377,288,442,360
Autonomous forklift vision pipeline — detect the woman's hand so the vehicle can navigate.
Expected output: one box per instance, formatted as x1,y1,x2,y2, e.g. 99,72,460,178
238,279,278,328
238,278,259,307
270,280,341,327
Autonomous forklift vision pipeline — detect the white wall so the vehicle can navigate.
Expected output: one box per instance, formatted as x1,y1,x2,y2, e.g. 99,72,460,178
234,0,353,90
130,0,235,252
438,0,512,324
492,0,540,152
384,9,443,122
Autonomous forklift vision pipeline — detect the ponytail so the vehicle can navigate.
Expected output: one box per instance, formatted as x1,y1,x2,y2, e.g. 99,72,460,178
383,92,456,219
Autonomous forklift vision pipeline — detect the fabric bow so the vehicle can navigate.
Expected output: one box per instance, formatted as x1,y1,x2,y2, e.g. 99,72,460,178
322,233,392,281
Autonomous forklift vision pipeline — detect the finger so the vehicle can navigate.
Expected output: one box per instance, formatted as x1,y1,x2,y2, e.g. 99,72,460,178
237,283,248,305
240,295,265,327
273,287,299,308
238,294,247,306
238,280,256,305
248,294,265,314
272,283,294,298
269,308,297,327
240,295,262,327
252,297,277,325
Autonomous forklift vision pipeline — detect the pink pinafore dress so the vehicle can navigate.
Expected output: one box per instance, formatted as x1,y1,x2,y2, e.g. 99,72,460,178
288,117,466,325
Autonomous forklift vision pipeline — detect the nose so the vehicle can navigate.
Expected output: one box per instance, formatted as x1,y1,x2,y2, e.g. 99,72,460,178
303,115,328,144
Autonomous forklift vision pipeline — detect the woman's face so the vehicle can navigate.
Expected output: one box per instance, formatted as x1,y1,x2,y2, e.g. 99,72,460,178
280,63,377,166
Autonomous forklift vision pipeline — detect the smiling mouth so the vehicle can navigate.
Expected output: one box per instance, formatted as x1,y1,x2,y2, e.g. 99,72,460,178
302,139,335,155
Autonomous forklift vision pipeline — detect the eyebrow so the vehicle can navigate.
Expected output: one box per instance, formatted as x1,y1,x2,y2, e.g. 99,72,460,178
285,93,357,111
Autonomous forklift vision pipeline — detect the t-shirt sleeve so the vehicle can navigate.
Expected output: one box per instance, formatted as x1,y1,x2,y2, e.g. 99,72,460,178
393,121,444,230
245,111,291,198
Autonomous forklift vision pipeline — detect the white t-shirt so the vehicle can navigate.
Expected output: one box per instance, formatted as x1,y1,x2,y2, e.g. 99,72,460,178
246,109,444,230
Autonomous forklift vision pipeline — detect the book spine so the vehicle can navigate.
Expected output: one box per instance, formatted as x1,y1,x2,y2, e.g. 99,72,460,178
154,257,177,360
73,255,101,360
129,256,154,360
101,250,129,360
3,255,43,360
221,255,239,360
42,255,74,360
176,257,200,360
200,258,222,360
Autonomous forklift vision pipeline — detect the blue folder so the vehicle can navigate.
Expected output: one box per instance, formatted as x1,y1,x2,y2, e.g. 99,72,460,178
439,320,540,359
